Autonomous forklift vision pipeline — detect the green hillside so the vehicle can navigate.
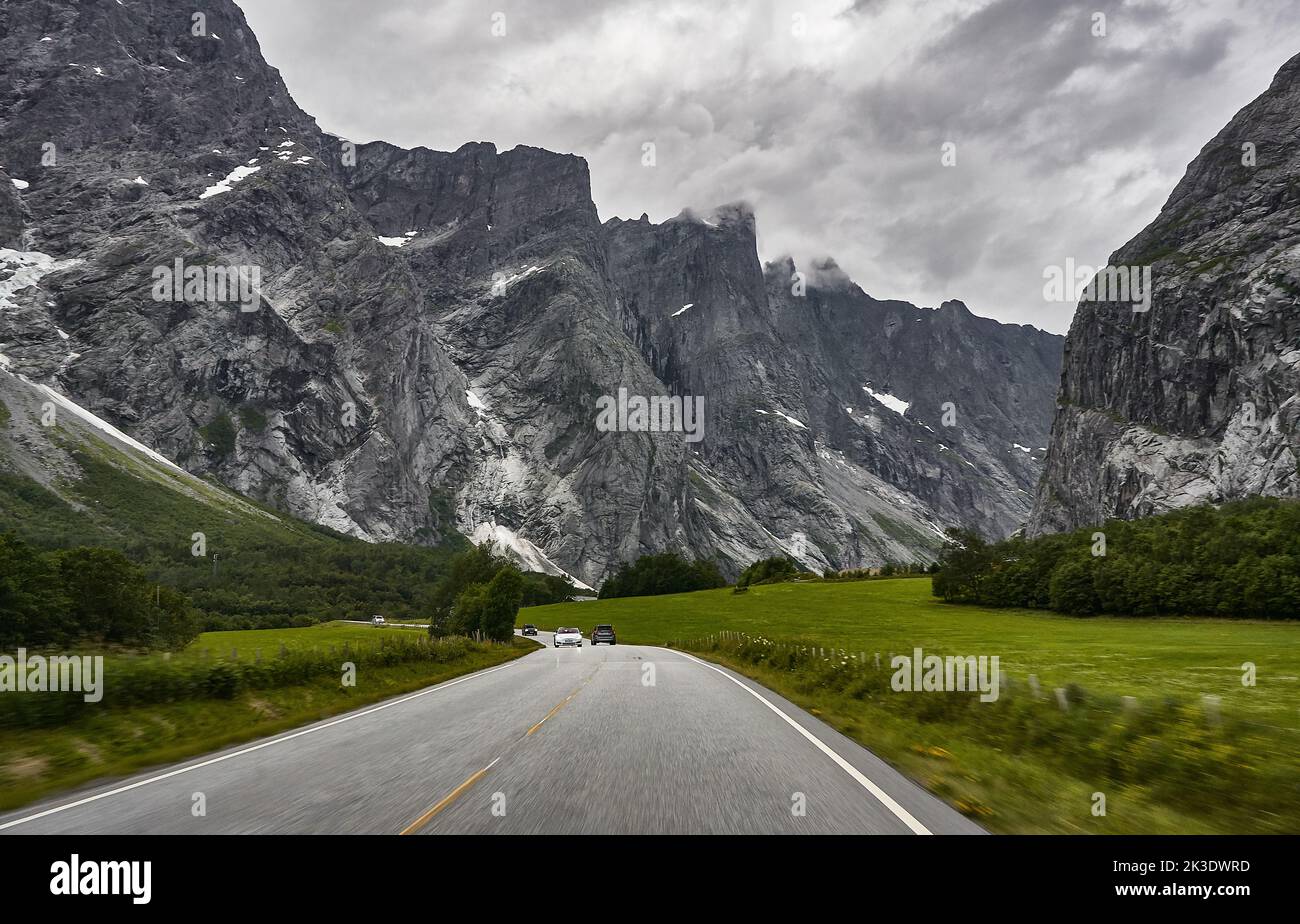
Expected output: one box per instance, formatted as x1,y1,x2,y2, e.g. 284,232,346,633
0,370,463,628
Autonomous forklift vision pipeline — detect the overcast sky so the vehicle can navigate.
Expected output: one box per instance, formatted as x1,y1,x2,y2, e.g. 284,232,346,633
238,0,1300,334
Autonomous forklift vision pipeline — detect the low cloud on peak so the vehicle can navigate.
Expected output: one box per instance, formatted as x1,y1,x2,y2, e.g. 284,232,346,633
240,0,1300,334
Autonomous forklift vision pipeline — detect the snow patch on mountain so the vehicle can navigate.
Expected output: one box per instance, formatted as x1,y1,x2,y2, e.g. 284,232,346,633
0,249,84,312
862,385,909,417
199,164,260,200
470,521,594,591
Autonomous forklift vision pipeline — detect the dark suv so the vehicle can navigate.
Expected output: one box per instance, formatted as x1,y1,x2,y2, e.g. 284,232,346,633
591,624,616,646
521,624,538,636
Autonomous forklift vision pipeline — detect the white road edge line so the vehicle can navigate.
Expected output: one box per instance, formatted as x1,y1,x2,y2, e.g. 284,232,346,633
0,658,528,831
671,649,932,835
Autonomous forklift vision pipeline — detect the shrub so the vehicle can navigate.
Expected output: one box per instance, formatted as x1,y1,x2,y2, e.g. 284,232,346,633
199,412,237,458
0,635,487,728
737,556,798,588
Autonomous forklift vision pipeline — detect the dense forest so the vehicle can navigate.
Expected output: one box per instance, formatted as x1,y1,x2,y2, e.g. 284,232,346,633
932,497,1300,618
598,552,727,599
0,533,199,649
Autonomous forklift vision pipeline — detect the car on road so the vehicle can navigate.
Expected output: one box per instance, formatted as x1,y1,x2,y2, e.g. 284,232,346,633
591,624,616,645
521,624,538,636
371,615,385,627
553,627,582,648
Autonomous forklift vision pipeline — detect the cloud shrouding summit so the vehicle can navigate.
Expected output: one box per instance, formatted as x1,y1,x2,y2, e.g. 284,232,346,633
238,0,1300,333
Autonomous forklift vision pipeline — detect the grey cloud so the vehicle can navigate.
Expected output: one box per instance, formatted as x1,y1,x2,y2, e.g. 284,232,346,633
237,0,1300,332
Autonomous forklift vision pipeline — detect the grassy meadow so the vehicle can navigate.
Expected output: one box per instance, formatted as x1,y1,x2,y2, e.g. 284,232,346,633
521,578,1300,833
523,578,1300,730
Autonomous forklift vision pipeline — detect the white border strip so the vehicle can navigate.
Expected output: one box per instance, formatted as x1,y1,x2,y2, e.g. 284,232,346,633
672,649,932,835
0,658,526,831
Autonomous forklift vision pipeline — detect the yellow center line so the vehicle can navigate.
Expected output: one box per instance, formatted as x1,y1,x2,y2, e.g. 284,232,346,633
400,757,500,835
398,672,597,833
527,684,582,735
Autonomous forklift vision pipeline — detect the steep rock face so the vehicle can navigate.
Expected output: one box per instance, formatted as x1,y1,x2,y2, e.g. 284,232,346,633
1030,52,1300,534
768,263,1061,541
603,208,1065,570
341,140,692,586
2,0,1065,584
0,169,25,248
0,0,478,544
607,208,940,573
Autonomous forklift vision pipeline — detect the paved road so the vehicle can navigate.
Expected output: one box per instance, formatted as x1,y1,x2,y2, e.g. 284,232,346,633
0,633,983,835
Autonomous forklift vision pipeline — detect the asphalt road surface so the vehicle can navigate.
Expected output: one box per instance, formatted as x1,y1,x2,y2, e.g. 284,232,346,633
0,632,984,835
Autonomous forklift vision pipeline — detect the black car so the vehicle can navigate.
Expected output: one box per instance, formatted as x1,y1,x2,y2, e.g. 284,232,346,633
591,624,616,646
521,624,538,636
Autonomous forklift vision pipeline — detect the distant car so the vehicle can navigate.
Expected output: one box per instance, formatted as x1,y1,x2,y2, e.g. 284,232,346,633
591,624,616,646
522,624,538,636
553,627,582,648
371,615,385,627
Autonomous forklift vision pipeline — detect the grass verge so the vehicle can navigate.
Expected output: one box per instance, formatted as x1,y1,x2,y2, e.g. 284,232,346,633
0,634,539,812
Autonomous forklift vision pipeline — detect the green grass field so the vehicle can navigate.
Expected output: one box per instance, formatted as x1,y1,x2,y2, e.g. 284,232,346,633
179,622,429,659
523,578,1300,730
522,578,1300,833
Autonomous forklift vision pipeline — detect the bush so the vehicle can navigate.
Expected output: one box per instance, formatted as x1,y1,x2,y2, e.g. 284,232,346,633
737,556,798,588
0,635,486,729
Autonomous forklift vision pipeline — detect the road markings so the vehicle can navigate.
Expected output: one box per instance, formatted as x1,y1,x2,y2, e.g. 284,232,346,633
671,649,933,835
400,757,500,835
0,658,528,832
526,681,585,735
403,670,593,832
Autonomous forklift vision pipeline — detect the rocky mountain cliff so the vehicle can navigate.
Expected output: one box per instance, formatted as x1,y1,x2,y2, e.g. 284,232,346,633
1030,52,1300,535
1,0,1063,585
